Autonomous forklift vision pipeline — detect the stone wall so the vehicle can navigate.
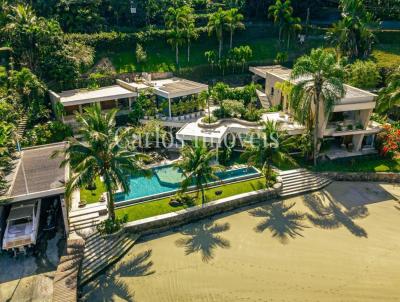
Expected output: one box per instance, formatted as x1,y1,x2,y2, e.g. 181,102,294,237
125,184,281,236
320,172,400,183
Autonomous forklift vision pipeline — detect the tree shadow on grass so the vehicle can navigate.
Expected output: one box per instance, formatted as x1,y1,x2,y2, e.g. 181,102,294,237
175,221,231,263
80,249,155,302
248,201,308,244
303,192,369,238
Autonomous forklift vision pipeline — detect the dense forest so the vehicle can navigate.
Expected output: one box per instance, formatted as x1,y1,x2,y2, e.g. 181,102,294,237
0,0,399,193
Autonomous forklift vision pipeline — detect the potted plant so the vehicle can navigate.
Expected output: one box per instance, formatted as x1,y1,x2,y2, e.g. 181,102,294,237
336,124,343,132
347,124,353,131
356,123,364,130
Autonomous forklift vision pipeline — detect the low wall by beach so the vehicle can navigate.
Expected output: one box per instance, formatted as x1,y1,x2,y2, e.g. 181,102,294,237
125,181,282,236
198,117,260,129
320,172,400,183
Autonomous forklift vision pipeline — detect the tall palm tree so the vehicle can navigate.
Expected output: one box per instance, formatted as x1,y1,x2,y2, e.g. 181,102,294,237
242,120,295,183
376,66,400,114
290,48,345,166
207,8,227,59
326,0,377,60
284,15,302,50
224,8,245,49
165,6,187,66
181,5,199,63
268,0,293,46
175,142,221,206
57,104,148,220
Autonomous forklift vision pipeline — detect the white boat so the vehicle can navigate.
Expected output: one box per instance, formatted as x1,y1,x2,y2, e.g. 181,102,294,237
2,199,41,254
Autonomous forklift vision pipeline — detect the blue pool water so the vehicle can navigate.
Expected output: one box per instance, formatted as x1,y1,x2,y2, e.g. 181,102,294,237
114,165,260,204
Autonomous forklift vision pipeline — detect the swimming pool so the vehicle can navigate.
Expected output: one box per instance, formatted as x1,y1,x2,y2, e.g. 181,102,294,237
114,165,260,206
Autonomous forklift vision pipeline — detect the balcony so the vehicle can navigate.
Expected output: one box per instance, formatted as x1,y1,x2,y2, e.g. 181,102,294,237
324,120,382,137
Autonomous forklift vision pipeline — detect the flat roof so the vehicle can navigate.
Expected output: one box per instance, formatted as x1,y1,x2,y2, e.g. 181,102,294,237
54,85,137,106
4,143,67,202
250,65,377,103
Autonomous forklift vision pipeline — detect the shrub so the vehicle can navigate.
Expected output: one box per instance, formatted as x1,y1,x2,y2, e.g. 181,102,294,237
346,60,381,89
97,214,128,235
136,43,147,63
376,124,400,157
203,115,218,123
22,121,73,147
243,107,262,121
222,99,245,117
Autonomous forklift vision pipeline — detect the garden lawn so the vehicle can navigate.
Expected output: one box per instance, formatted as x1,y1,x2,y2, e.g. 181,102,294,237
80,177,106,204
116,177,266,222
98,24,323,74
314,157,400,173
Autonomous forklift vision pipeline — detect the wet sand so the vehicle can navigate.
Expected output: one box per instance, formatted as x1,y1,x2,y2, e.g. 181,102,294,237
82,182,400,302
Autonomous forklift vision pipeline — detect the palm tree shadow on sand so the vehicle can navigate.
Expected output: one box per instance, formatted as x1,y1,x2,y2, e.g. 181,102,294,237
248,202,308,244
175,221,231,263
80,249,155,302
303,192,369,238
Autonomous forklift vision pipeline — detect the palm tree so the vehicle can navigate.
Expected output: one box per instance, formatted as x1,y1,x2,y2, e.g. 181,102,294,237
290,48,345,166
175,142,221,206
326,0,377,60
268,0,293,46
165,6,187,66
284,15,302,50
207,8,227,59
242,120,295,184
224,8,245,49
376,66,400,114
58,104,148,220
181,6,199,63
2,4,38,69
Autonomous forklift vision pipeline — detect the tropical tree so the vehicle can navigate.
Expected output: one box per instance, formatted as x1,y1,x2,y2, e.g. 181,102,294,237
376,66,400,114
58,104,148,221
290,48,346,165
207,8,228,59
165,6,187,66
175,142,221,206
205,50,217,71
284,15,302,50
326,0,378,60
242,121,296,183
268,0,294,46
224,8,245,49
181,5,198,63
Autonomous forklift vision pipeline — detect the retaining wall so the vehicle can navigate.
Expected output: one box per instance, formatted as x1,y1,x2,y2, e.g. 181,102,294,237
125,183,281,236
320,172,400,183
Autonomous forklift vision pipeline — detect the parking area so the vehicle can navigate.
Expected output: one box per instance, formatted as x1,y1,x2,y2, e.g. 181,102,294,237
0,198,66,302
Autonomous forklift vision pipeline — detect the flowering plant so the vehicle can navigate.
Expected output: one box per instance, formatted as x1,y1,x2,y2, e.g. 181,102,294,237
378,124,400,157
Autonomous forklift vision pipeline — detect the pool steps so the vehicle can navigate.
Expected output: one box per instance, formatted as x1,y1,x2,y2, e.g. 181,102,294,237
79,230,140,286
279,169,332,197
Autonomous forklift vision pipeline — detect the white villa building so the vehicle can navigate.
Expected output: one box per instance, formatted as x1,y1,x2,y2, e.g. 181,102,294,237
249,65,381,158
49,68,381,159
49,75,208,130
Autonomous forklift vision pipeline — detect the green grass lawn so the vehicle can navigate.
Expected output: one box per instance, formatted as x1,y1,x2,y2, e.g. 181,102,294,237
98,25,323,74
80,177,107,204
314,157,400,173
116,177,266,222
373,44,400,69
97,25,400,75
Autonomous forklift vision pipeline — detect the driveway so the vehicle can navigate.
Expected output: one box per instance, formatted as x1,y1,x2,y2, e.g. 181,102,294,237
0,230,65,302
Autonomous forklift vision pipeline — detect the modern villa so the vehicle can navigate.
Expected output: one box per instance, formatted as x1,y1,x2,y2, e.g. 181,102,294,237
250,65,382,159
49,75,208,130
49,67,382,160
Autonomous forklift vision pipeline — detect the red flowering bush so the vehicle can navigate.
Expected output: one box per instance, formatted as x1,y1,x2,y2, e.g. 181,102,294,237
377,124,400,157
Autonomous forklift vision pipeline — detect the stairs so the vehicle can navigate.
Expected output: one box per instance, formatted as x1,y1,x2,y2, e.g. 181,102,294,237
17,116,28,137
79,230,140,286
69,203,108,234
279,169,332,197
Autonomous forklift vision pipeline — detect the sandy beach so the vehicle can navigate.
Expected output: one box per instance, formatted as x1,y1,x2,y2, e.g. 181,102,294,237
82,181,400,302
